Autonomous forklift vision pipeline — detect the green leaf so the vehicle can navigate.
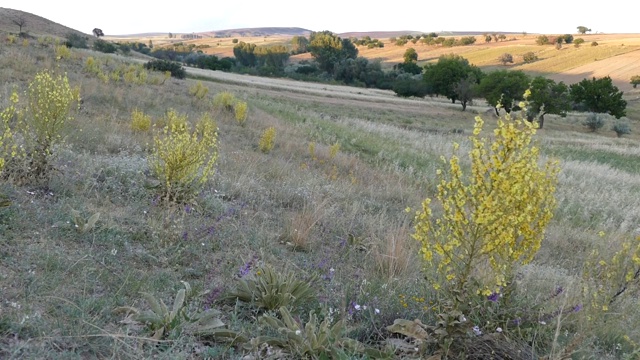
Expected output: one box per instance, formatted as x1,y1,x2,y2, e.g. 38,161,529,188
134,311,164,327
171,289,186,319
84,212,100,232
141,292,166,317
112,306,140,315
386,319,430,340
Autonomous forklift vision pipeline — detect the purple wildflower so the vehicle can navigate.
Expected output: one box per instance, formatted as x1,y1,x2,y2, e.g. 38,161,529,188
238,255,259,278
487,292,500,302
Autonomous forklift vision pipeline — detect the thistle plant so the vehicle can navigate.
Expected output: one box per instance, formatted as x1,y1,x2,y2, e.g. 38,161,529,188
18,70,80,182
149,112,218,203
412,111,559,308
258,126,276,153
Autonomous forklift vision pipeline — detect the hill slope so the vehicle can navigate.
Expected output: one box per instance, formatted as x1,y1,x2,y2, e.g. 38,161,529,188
0,7,88,38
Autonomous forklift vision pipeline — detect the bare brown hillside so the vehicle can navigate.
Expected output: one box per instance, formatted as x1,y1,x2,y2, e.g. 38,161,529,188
0,7,88,38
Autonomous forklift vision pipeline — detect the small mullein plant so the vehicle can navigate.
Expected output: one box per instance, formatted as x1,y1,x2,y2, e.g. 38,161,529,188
149,111,218,203
0,91,20,175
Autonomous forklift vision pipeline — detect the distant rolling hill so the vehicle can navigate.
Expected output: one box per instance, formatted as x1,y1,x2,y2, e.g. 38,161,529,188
0,7,88,38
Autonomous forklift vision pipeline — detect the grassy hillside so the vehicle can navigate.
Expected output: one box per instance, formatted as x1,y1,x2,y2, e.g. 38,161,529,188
0,7,88,38
2,13,640,359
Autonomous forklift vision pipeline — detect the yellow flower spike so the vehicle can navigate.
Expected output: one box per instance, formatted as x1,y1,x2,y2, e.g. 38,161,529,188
411,107,559,305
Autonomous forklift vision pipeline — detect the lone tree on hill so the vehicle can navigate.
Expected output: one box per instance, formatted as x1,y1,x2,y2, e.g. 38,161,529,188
577,26,591,34
630,75,640,89
12,15,27,34
93,28,104,37
403,48,418,63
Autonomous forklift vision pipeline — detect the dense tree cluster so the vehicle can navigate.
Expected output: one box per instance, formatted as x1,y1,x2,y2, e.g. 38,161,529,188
308,31,358,73
138,30,627,123
351,36,384,48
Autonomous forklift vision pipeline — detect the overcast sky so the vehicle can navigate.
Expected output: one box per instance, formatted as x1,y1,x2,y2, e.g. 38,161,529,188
3,1,636,35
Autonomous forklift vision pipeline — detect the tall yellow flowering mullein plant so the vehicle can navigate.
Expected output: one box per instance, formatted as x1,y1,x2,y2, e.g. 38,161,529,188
412,104,559,307
149,112,218,203
22,70,80,181
0,91,20,175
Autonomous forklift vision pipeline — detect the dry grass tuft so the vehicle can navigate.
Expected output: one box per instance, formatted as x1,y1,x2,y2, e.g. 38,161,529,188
371,221,414,280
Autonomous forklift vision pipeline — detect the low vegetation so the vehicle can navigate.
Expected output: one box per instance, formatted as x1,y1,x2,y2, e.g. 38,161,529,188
1,19,640,360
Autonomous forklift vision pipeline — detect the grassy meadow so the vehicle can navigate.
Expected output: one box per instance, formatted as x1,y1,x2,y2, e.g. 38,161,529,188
1,27,640,360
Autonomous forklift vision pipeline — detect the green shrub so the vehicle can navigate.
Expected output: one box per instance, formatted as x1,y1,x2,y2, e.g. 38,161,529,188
612,121,631,137
93,38,117,53
149,112,218,203
393,78,428,98
583,112,606,132
64,33,88,48
522,51,538,63
536,35,549,45
143,59,186,79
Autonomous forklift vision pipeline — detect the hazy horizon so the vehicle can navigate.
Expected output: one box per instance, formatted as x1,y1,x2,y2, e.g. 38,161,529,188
3,1,638,36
